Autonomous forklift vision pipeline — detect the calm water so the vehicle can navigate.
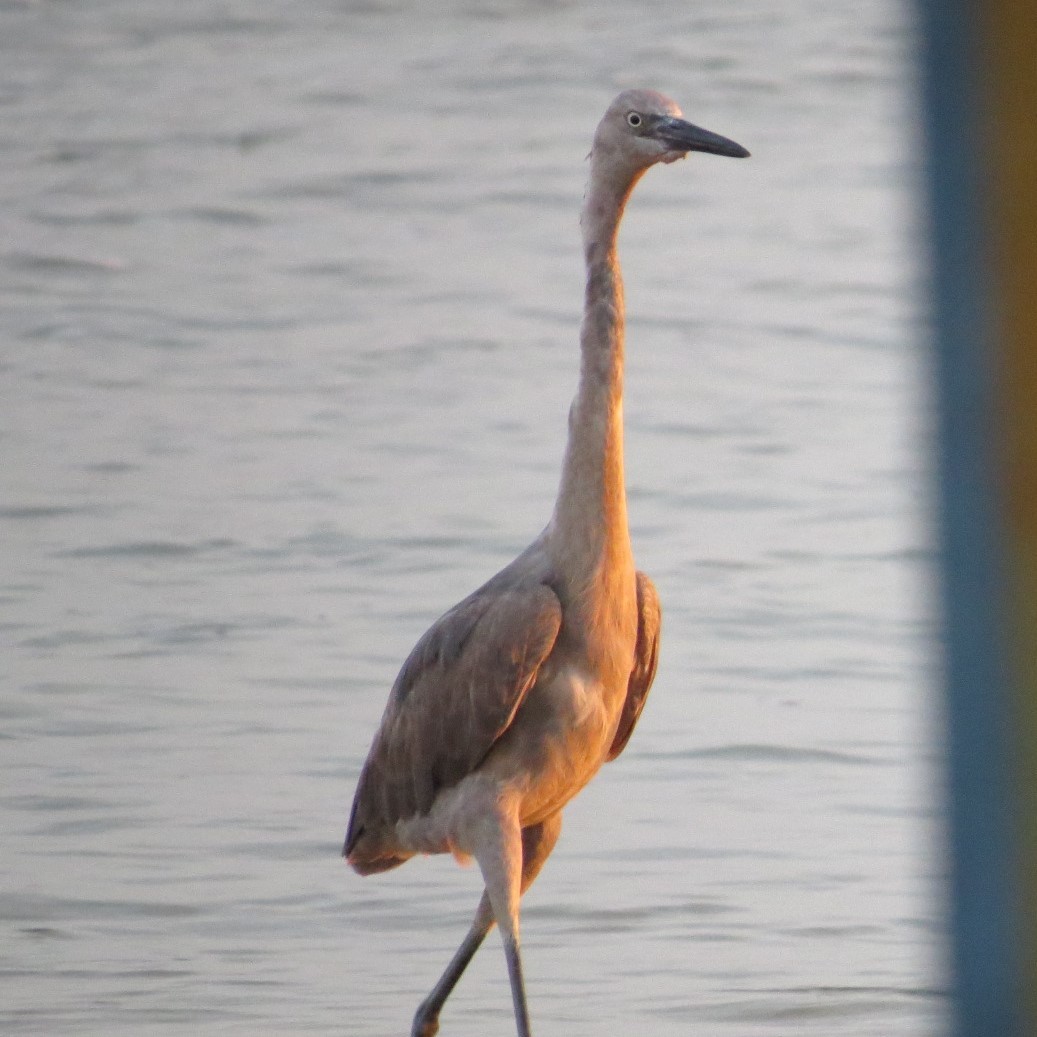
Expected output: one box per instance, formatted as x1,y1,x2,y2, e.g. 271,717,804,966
0,1,945,1034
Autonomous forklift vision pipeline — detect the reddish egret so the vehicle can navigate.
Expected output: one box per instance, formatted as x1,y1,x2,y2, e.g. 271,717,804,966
345,88,748,1037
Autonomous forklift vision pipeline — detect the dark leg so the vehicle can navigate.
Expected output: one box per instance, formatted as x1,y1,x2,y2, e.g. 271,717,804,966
411,893,494,1037
410,814,563,1037
502,927,531,1037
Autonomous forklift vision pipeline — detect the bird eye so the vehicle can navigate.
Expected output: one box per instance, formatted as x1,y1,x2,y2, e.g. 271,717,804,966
626,112,642,128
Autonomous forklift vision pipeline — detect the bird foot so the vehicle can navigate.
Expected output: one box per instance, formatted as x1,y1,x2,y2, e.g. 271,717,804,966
411,1005,439,1037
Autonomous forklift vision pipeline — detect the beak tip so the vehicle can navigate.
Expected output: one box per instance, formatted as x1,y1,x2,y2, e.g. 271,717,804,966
658,118,750,160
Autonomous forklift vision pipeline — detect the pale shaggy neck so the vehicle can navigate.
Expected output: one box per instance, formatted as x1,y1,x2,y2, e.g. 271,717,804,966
550,157,642,590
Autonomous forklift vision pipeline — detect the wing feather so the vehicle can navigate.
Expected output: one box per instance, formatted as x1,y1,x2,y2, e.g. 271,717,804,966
605,571,661,762
345,581,562,870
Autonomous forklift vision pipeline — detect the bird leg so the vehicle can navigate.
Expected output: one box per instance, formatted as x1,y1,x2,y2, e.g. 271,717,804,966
411,893,494,1037
410,814,562,1037
518,813,563,893
502,926,531,1037
480,810,530,1037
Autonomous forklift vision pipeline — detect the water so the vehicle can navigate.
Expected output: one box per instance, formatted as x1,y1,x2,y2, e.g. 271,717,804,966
0,1,945,1034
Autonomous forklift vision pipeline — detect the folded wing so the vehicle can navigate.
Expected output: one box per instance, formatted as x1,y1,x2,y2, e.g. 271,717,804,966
606,571,661,762
345,581,563,872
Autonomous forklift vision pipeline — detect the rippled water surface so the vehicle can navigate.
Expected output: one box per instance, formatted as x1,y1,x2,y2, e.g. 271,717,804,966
1,1,944,1034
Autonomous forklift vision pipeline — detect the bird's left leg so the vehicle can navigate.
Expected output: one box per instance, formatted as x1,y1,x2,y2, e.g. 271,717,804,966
474,803,533,1037
411,814,562,1035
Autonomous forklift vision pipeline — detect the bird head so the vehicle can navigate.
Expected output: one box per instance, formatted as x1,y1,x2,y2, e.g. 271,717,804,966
592,88,749,174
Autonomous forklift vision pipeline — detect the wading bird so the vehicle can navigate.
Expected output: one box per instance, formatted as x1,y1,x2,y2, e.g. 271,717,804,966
345,88,748,1037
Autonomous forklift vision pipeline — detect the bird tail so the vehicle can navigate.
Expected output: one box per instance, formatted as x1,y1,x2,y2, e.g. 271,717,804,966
343,795,411,875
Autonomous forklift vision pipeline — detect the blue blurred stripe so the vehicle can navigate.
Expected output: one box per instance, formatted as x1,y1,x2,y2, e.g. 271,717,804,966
916,0,1025,1033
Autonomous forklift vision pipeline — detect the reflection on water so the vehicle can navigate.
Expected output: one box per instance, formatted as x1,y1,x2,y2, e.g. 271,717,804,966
1,1,944,1034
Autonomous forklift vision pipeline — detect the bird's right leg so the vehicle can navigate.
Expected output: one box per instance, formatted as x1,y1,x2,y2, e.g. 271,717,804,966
410,814,562,1037
411,893,494,1037
517,813,562,894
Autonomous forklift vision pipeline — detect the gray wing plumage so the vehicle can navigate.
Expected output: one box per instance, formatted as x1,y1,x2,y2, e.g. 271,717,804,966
605,571,661,762
345,580,563,872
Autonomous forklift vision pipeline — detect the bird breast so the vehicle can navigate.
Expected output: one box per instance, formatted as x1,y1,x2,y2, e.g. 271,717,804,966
483,651,625,825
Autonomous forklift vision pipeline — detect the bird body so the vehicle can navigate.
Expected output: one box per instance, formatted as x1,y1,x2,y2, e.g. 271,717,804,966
345,88,748,1037
347,529,646,870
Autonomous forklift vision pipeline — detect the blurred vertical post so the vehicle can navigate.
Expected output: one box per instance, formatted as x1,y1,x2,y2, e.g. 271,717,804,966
917,0,1036,1034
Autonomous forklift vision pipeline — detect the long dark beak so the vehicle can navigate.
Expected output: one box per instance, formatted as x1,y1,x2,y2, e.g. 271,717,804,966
654,116,750,158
